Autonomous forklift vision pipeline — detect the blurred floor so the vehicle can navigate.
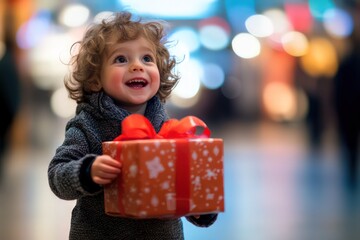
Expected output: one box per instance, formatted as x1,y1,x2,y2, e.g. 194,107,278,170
0,120,359,240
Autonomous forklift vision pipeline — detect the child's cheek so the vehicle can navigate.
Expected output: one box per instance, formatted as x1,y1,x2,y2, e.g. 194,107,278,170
111,72,123,86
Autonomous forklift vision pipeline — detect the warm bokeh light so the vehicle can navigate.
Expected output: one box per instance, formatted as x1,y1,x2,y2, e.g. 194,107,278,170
245,14,274,38
262,82,298,122
281,31,309,57
263,8,292,35
50,87,77,118
300,37,338,77
232,33,261,59
263,8,293,48
172,59,202,99
170,58,202,108
58,4,90,27
28,33,72,90
170,92,201,108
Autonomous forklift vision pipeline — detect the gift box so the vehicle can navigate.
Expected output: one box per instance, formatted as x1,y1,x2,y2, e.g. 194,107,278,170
103,114,224,218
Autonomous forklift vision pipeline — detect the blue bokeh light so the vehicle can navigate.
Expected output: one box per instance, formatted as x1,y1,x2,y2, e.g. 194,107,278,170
323,8,354,38
201,63,225,89
16,10,52,49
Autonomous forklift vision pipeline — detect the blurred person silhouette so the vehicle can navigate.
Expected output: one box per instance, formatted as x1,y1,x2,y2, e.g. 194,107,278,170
333,10,360,187
0,9,21,180
294,59,324,151
48,12,218,240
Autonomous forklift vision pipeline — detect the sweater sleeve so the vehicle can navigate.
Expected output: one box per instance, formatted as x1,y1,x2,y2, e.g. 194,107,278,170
48,126,102,200
185,213,218,227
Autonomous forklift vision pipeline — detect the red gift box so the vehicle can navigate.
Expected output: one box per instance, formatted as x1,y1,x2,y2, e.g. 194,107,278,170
103,114,224,218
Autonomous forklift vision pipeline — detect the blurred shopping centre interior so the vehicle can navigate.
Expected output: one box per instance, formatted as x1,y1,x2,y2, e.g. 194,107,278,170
0,0,359,151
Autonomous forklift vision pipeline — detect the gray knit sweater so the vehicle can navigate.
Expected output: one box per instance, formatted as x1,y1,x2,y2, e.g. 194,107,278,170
48,92,217,240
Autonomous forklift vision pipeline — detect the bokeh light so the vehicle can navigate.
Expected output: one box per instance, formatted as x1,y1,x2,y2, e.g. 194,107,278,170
323,8,353,38
198,17,230,50
281,31,309,57
16,10,52,49
232,33,261,59
50,88,77,118
28,32,73,90
170,92,201,109
300,37,338,77
167,32,191,65
308,0,335,19
58,4,90,27
245,14,274,38
172,59,202,99
284,3,313,33
263,8,292,36
201,63,225,89
263,8,294,49
225,0,255,33
262,82,298,122
168,27,200,53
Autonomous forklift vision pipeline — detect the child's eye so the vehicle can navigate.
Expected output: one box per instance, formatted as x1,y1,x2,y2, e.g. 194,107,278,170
143,55,154,63
115,56,127,63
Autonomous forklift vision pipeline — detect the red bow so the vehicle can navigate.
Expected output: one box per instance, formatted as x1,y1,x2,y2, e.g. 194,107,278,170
112,114,211,216
113,114,211,141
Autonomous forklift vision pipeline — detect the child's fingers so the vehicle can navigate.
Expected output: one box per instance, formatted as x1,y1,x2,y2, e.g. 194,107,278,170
91,156,122,184
99,164,121,174
93,176,113,185
92,171,119,185
101,155,122,168
98,171,119,179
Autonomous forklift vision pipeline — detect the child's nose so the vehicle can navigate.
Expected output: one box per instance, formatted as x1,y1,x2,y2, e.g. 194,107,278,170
129,60,144,72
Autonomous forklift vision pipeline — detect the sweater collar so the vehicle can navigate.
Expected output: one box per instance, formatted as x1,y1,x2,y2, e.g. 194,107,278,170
78,92,167,132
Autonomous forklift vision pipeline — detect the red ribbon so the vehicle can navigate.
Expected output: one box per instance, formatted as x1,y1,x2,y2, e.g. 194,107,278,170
113,114,211,216
114,143,125,215
175,139,191,216
113,114,211,141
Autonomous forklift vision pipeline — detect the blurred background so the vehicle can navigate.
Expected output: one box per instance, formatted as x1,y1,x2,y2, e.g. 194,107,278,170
1,0,360,239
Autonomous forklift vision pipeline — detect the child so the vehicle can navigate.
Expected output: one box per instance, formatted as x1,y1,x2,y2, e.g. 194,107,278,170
48,11,218,240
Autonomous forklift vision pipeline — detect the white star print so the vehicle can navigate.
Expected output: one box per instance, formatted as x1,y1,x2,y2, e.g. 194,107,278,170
129,164,138,178
205,169,217,180
146,157,164,178
213,146,219,156
192,176,202,191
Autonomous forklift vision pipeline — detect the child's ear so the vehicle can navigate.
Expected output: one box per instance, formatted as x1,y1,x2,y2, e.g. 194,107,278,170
90,80,102,91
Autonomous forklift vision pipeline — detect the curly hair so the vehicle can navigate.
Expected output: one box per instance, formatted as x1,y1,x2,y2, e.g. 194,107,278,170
65,11,179,103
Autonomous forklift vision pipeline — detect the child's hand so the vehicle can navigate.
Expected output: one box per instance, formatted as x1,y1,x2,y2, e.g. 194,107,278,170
91,155,122,185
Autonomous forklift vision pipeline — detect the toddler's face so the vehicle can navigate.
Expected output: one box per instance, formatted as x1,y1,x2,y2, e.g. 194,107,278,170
100,37,160,110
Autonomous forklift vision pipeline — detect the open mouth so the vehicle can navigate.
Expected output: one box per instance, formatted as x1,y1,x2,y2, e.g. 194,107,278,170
126,79,148,88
